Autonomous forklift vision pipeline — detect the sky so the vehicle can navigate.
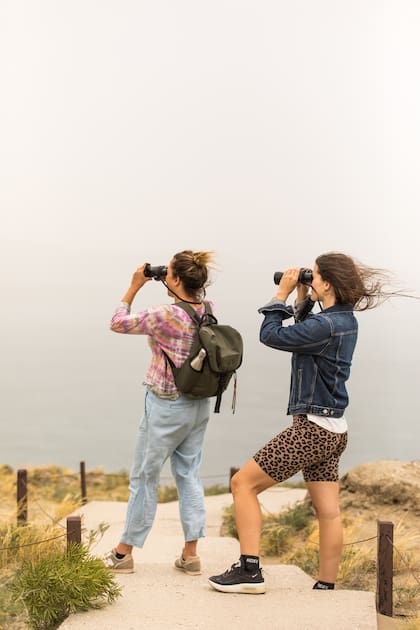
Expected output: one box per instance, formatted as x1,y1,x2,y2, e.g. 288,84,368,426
1,1,419,478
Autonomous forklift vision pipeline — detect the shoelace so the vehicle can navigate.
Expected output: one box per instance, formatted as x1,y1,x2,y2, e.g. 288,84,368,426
223,561,241,575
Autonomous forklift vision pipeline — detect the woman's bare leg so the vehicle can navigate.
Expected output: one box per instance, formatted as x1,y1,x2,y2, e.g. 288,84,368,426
306,481,342,583
231,459,277,555
183,540,198,557
116,543,133,555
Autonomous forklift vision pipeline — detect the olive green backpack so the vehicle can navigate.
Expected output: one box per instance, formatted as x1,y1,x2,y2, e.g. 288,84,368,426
164,302,243,413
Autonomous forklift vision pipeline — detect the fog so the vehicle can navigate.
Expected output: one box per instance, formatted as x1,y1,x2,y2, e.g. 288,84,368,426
1,1,419,479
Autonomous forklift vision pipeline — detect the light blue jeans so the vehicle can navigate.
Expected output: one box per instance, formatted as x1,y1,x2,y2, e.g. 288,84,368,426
120,388,211,548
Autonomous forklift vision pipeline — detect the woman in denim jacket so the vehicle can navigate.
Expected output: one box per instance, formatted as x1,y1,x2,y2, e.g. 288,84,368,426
209,252,388,594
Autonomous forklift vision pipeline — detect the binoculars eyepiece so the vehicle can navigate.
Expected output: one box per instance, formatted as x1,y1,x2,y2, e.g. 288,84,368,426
273,268,313,285
144,263,168,281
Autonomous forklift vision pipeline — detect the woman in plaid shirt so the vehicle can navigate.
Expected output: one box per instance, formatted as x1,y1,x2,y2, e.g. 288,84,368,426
104,250,215,576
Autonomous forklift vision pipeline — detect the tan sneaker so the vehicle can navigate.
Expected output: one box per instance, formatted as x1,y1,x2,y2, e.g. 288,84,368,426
103,549,134,573
174,554,201,575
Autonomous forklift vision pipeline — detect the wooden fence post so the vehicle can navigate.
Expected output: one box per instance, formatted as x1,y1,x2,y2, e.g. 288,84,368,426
67,516,82,548
377,520,394,617
80,461,87,504
17,469,28,525
229,467,239,493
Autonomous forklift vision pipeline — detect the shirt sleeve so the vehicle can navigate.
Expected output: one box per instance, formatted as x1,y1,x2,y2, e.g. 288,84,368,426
110,302,152,334
110,302,194,352
259,309,332,355
258,298,294,318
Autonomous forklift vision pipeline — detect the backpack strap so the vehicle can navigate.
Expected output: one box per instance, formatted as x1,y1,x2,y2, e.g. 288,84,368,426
175,301,214,326
162,302,212,369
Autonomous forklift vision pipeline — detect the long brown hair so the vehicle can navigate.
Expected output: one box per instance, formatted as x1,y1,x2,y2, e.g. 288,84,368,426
316,252,394,311
172,250,215,299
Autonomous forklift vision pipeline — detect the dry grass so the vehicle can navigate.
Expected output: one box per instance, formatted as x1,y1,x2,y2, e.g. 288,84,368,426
0,465,230,526
0,498,119,629
220,497,420,626
0,466,134,530
0,521,67,629
2,465,419,627
287,515,420,624
0,529,120,630
0,464,229,629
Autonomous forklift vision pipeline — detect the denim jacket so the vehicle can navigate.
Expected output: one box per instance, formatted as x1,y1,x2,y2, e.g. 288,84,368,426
258,298,358,418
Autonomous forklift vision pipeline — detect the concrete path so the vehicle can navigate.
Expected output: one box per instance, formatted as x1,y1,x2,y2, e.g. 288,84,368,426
60,487,377,629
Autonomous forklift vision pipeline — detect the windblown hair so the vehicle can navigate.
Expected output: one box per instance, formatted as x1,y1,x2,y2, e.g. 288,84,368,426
316,252,394,311
172,250,215,299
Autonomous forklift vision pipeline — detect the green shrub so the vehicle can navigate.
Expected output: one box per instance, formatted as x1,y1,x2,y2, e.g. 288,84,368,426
285,544,319,577
204,484,230,496
279,501,313,533
277,479,306,489
260,520,291,555
157,483,230,503
9,543,121,630
220,505,237,538
259,502,313,556
157,485,179,503
220,500,314,556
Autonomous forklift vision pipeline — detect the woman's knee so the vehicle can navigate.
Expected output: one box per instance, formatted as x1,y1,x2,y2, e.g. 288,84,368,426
312,501,341,521
306,481,340,520
230,470,247,495
230,469,261,496
230,460,275,496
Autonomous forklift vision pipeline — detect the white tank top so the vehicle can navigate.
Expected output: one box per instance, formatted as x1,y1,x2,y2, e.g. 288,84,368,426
307,413,348,434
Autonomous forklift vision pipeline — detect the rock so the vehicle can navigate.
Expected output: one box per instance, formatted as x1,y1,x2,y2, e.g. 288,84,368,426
340,460,420,514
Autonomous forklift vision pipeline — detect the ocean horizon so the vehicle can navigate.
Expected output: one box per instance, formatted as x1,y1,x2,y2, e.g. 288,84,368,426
3,379,419,488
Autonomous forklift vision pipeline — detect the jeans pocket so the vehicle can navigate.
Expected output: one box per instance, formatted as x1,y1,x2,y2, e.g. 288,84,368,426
143,390,153,422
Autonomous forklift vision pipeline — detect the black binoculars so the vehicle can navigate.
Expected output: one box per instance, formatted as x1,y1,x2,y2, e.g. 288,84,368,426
144,263,168,281
273,268,313,285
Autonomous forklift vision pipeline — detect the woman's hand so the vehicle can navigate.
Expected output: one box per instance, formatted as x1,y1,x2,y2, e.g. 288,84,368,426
121,264,152,305
276,268,300,301
130,265,152,291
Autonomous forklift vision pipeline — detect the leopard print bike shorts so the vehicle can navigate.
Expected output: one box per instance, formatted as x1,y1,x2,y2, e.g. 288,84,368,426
253,414,348,483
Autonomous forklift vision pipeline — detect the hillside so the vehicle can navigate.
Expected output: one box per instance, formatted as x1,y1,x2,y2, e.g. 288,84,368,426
1,460,419,627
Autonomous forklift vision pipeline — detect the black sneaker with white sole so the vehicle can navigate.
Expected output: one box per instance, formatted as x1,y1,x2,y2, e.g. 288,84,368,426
208,560,266,594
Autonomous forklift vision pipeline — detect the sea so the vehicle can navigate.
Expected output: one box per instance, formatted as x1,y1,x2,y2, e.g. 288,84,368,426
2,294,419,487
3,333,419,488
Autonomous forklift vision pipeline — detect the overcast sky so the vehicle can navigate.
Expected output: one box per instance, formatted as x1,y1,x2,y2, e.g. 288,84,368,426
1,1,419,474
